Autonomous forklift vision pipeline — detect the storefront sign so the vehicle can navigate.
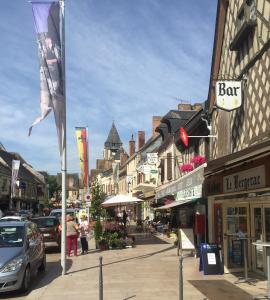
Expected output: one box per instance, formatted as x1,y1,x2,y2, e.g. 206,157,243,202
223,165,265,193
147,153,158,165
156,164,205,199
176,184,202,201
216,81,242,111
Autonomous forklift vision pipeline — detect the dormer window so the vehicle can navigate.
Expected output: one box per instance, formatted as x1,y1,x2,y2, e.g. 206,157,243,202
230,0,257,51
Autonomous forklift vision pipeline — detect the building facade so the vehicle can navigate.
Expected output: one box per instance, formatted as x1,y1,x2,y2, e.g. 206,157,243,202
205,0,270,275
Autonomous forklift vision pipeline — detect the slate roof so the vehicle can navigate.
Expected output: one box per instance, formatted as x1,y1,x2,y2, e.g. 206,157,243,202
104,122,123,150
161,110,197,133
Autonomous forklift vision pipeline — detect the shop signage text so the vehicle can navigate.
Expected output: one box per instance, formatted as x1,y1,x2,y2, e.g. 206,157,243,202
147,153,159,165
156,165,204,199
216,81,242,111
176,184,202,201
223,165,265,193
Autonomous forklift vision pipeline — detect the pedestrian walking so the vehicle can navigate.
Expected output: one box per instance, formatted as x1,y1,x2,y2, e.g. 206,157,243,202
79,215,89,255
66,214,79,257
122,210,127,228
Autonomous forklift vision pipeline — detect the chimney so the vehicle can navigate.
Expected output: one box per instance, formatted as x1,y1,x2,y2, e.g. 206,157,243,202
152,116,162,138
178,103,192,111
120,151,129,166
138,131,145,150
129,134,135,157
192,103,203,111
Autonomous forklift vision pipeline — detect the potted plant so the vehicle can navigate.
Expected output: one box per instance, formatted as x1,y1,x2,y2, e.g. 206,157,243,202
94,219,103,249
99,238,108,251
191,155,206,166
180,163,194,172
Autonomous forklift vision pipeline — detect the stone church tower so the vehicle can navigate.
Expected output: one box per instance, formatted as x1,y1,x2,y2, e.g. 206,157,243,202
103,122,123,160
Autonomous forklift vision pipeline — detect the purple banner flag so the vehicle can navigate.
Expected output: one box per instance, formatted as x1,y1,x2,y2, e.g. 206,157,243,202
29,2,65,155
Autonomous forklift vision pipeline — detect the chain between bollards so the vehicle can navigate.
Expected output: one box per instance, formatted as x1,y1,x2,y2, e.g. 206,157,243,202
179,255,183,300
99,256,103,300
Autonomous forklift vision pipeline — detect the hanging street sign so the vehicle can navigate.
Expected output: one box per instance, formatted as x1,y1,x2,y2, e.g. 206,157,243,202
180,127,189,147
85,193,91,201
216,81,242,111
147,153,159,165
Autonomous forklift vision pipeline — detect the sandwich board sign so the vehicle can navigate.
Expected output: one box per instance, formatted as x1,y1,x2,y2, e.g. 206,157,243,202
179,228,195,250
199,243,224,275
216,81,242,111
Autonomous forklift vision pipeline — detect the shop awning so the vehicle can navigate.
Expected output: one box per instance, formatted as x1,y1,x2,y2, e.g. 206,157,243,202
205,139,270,175
154,199,196,210
155,163,206,200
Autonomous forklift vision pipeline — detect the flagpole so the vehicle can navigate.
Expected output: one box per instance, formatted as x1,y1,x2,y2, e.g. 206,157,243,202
86,125,89,193
86,126,90,224
60,0,67,276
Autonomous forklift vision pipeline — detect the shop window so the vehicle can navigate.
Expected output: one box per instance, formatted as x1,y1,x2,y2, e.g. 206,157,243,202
167,152,172,181
230,0,257,51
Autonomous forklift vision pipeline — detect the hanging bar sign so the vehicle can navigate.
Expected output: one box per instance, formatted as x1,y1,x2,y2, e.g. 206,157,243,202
216,81,242,111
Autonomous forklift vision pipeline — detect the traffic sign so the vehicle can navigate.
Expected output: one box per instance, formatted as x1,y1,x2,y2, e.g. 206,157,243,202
85,193,91,201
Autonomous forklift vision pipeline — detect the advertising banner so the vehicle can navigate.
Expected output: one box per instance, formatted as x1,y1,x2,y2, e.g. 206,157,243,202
75,127,89,188
30,2,65,155
11,160,20,198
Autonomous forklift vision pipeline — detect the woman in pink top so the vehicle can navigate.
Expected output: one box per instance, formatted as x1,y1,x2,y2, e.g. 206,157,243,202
66,214,79,256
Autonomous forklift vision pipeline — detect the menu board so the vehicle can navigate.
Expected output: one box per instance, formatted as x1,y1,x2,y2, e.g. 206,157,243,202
199,243,224,275
179,228,195,250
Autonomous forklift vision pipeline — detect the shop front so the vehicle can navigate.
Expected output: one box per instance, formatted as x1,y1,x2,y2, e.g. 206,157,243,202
206,153,270,276
155,164,207,248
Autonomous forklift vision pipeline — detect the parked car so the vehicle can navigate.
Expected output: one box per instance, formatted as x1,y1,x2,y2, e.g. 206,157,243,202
0,221,46,293
17,210,33,219
31,217,61,250
49,208,76,221
0,216,27,222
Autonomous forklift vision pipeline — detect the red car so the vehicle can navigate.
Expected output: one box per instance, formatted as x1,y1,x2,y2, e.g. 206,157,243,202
32,216,61,251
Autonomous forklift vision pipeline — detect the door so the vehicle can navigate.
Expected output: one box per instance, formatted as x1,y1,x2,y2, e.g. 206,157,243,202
251,204,270,275
251,205,264,273
223,202,250,272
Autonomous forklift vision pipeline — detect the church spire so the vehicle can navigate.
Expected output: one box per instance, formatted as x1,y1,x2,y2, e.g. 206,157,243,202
104,121,122,150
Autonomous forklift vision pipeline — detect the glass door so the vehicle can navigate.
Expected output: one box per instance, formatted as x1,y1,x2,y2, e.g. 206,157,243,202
251,204,270,275
251,205,264,273
223,202,249,272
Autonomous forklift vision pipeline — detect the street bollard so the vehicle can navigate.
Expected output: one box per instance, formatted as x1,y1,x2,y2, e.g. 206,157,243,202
99,256,103,300
179,255,183,300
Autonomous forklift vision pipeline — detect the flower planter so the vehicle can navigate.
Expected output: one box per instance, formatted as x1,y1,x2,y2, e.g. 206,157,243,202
99,243,108,251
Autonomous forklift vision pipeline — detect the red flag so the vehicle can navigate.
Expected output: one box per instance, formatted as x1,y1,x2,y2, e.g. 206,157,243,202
180,127,188,147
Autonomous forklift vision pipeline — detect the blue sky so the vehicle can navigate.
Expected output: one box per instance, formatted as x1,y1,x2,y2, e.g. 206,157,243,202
0,0,217,175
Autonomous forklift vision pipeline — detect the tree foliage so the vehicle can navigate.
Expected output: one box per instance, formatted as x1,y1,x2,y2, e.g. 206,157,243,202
47,175,61,204
90,180,106,220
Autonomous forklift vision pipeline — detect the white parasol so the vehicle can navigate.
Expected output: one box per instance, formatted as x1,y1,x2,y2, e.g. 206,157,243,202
102,194,143,207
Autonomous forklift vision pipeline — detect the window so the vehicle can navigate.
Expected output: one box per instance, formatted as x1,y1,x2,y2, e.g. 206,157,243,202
230,0,257,51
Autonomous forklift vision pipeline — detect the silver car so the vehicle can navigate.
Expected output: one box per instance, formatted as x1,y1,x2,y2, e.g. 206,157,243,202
0,221,46,293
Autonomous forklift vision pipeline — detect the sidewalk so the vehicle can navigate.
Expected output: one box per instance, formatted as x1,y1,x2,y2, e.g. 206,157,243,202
21,234,268,300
